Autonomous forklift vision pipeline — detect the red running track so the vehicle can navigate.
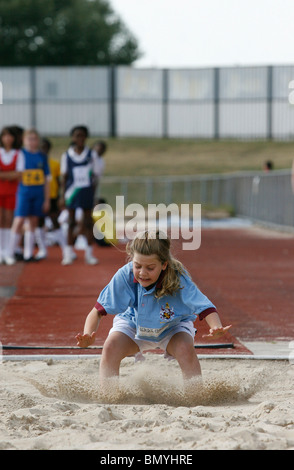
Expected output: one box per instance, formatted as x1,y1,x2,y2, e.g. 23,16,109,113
1,227,293,357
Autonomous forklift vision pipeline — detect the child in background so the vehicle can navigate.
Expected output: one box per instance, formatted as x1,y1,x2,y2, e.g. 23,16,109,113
10,125,24,150
60,125,101,265
7,129,50,263
0,126,23,264
76,230,231,382
35,138,65,259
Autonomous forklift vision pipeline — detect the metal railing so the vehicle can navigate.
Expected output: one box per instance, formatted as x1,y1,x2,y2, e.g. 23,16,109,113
98,170,294,230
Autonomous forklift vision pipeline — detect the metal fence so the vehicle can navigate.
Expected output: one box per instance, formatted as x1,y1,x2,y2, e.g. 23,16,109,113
98,170,294,230
1,65,294,140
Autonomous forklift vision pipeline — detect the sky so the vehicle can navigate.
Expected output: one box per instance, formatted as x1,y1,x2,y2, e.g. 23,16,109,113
110,0,294,68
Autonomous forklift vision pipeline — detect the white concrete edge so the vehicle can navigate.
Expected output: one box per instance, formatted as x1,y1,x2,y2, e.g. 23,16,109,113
1,354,291,361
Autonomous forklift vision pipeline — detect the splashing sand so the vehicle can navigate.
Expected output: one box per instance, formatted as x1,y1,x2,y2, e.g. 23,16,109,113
29,359,262,407
1,355,294,450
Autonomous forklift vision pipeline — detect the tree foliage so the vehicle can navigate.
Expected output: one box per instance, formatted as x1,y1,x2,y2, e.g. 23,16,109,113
0,0,141,65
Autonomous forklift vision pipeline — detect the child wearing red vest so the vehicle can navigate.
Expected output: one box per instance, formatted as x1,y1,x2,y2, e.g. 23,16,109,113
0,126,23,264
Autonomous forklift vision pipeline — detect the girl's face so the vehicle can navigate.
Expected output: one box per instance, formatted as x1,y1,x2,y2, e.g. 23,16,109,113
72,130,87,148
24,133,40,152
133,252,167,288
1,131,14,150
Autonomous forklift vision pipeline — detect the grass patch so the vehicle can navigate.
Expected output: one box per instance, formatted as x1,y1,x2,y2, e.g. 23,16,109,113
48,137,294,177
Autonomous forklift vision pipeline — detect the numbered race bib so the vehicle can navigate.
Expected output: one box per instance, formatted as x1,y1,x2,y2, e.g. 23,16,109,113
22,169,45,186
72,165,91,188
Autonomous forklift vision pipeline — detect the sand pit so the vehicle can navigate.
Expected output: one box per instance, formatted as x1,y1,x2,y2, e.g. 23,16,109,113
1,355,294,450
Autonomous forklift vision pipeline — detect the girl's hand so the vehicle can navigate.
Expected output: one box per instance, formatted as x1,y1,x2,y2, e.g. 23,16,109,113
75,332,96,348
42,199,50,214
202,325,232,339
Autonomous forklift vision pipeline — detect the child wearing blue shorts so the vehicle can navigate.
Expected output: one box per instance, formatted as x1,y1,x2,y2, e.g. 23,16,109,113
76,230,232,383
7,129,50,263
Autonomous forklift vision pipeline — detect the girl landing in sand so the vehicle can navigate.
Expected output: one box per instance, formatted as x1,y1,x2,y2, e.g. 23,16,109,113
76,230,231,380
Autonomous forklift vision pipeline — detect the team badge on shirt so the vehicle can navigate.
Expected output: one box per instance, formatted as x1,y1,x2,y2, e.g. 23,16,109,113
160,302,175,322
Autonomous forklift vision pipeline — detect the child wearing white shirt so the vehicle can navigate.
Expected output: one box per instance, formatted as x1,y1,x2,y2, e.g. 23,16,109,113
60,126,101,265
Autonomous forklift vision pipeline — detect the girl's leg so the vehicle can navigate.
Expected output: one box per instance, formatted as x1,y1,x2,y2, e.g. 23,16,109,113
83,209,98,265
62,209,76,265
24,216,38,261
3,208,14,228
67,209,76,246
1,208,14,261
6,216,24,264
35,217,47,260
49,200,66,254
100,331,140,379
0,207,4,262
166,332,202,379
0,206,14,261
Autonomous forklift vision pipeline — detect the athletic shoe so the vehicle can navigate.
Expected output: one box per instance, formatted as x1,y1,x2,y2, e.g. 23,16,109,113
35,250,47,260
14,252,24,261
61,254,74,266
24,257,39,263
4,256,16,266
85,254,99,265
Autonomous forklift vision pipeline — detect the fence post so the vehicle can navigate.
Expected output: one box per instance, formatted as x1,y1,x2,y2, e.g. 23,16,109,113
267,65,273,140
162,69,168,138
214,67,220,140
30,67,37,128
109,66,117,138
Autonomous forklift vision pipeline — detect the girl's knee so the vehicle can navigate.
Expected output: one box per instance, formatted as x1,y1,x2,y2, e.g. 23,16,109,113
102,336,119,359
102,332,139,363
167,333,195,360
102,334,126,362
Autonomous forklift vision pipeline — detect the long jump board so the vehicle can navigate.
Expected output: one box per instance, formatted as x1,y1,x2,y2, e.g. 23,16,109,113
2,343,235,350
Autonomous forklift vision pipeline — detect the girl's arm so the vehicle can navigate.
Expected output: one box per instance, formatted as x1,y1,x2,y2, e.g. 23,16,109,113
58,174,67,209
75,307,102,347
202,311,232,338
43,177,50,213
59,153,67,209
0,170,22,180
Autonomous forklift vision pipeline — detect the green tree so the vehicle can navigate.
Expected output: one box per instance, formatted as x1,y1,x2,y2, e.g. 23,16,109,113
0,0,141,65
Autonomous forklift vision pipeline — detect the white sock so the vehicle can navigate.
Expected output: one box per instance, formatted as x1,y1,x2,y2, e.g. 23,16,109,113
85,244,93,258
24,231,35,260
54,228,66,250
35,227,47,254
3,228,11,257
64,245,74,258
7,231,21,258
0,229,3,260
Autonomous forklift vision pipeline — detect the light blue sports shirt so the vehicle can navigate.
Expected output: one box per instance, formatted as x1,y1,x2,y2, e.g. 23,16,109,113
95,262,217,342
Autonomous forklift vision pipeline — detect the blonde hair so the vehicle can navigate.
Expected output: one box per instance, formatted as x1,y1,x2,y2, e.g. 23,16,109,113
126,230,188,299
23,128,40,138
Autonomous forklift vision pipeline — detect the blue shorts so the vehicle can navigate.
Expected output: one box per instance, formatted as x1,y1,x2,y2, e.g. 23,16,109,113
14,191,44,217
66,186,94,210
